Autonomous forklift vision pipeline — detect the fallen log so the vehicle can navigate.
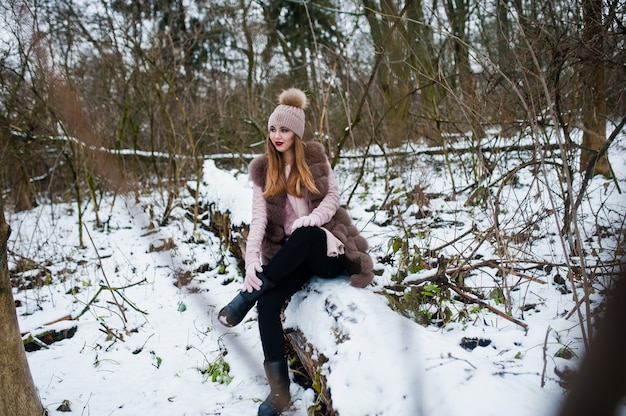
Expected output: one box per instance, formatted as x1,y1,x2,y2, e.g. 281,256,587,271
285,328,335,416
22,315,77,352
283,277,425,416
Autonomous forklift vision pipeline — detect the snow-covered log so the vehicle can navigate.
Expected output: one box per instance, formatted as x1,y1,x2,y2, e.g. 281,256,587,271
21,315,77,352
283,277,425,416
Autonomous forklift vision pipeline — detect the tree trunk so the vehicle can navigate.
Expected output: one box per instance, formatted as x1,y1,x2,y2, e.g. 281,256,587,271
580,0,610,176
362,0,412,147
0,203,44,416
444,0,484,140
406,0,441,134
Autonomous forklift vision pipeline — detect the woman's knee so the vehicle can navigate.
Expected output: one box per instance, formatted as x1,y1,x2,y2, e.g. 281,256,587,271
290,225,324,243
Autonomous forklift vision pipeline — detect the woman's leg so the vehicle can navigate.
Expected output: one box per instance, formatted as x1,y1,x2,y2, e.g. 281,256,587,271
218,227,346,328
258,226,348,359
255,230,348,415
256,264,309,361
263,226,347,281
254,267,308,416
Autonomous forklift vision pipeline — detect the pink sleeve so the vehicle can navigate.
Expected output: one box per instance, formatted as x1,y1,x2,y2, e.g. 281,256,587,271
245,184,267,267
310,163,340,225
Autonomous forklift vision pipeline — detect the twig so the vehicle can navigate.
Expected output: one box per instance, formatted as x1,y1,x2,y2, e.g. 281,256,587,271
541,325,552,388
74,285,105,320
565,293,588,320
6,249,43,269
428,224,477,253
99,322,125,343
82,223,127,323
445,352,478,370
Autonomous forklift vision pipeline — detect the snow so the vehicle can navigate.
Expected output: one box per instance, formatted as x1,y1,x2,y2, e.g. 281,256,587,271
7,134,626,416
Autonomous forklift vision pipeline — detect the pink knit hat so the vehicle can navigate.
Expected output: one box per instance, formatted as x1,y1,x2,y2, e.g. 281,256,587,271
267,88,308,139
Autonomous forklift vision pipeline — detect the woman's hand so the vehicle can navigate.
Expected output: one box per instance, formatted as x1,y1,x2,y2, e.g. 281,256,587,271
243,261,264,292
291,214,320,233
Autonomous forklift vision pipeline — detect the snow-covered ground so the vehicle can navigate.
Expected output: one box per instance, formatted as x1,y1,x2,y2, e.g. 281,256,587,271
7,133,626,415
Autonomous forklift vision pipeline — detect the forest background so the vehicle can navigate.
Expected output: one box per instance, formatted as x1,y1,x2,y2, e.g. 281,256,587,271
1,0,625,414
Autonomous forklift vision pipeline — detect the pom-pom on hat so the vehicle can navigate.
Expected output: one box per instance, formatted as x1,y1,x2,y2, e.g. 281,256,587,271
267,88,308,139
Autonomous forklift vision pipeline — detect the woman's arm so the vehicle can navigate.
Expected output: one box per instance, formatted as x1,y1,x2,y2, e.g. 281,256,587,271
245,184,268,267
308,162,340,225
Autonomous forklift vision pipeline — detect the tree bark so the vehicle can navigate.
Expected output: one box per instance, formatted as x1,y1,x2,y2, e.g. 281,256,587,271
580,0,611,176
285,329,336,416
444,0,484,139
0,203,45,416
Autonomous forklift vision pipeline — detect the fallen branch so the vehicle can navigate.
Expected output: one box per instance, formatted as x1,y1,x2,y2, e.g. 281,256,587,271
565,293,588,320
74,279,147,320
447,283,528,330
398,258,529,330
401,257,548,287
447,260,547,285
339,142,563,160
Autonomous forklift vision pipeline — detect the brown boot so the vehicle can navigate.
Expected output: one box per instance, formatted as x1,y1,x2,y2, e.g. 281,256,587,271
258,358,290,416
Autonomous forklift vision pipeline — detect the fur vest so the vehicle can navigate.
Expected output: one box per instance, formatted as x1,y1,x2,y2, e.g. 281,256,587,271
248,142,374,288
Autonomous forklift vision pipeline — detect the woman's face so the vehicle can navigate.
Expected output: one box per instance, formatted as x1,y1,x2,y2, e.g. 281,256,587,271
269,125,296,154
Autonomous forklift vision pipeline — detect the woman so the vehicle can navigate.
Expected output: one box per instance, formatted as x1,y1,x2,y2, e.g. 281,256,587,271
218,88,373,416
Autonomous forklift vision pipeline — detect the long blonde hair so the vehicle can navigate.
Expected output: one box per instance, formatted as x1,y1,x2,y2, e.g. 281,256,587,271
263,137,320,197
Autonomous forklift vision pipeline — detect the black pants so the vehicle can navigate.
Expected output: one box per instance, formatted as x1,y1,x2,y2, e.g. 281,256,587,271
257,226,347,361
